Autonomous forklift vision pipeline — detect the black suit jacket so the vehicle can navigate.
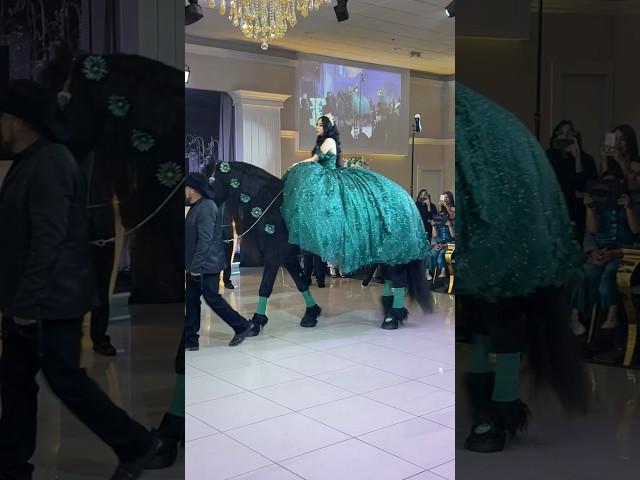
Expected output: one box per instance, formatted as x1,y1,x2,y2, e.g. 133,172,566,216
0,139,95,320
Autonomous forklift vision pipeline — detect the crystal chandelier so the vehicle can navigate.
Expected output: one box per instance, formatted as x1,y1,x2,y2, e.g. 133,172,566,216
206,0,331,47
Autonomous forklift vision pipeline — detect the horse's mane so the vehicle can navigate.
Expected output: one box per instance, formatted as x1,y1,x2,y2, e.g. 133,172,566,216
205,161,284,229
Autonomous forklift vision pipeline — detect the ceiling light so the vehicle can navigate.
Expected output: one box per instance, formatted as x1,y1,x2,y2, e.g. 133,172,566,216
206,1,332,48
445,1,455,18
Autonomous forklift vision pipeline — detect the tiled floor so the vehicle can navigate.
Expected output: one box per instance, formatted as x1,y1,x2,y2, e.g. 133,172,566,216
186,268,455,480
3,303,185,479
455,344,640,479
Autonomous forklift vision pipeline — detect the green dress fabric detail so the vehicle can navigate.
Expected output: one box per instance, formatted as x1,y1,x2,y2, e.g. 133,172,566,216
282,148,429,273
455,83,582,298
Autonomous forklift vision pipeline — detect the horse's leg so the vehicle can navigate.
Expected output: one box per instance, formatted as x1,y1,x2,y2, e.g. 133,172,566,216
253,260,280,331
283,249,322,328
381,264,409,330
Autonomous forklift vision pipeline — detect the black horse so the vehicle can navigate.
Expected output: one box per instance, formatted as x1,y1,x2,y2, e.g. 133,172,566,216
205,160,432,330
40,48,184,308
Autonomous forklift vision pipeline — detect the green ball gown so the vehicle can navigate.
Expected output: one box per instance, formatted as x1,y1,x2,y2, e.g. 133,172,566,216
455,83,582,298
281,148,429,273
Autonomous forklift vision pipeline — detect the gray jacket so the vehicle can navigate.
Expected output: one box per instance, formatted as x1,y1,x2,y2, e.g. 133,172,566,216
185,198,226,274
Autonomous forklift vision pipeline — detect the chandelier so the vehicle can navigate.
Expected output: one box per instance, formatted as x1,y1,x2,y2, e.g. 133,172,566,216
205,0,331,47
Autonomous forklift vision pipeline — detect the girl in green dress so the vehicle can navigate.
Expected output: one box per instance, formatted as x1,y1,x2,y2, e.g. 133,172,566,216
282,114,429,274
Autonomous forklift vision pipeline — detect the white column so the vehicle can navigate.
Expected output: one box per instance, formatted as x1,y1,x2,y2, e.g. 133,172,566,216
229,90,290,177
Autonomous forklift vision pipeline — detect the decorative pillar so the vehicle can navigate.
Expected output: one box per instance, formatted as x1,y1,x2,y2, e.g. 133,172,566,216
229,90,290,177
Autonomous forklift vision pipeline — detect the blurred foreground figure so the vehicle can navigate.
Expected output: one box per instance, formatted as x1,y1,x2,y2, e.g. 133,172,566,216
455,83,588,453
0,80,161,480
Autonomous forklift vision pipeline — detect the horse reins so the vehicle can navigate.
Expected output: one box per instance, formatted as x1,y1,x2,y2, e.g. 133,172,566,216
223,190,283,243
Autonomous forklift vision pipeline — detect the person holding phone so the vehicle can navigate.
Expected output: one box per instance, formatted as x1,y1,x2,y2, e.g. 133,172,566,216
547,120,598,247
415,189,438,242
601,125,640,191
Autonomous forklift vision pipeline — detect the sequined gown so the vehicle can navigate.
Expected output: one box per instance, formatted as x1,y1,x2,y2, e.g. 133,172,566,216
281,149,429,273
455,84,582,298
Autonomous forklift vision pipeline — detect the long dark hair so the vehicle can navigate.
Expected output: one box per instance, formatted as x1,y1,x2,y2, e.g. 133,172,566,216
315,115,342,167
416,189,431,203
613,124,639,161
549,120,583,149
604,124,639,176
440,191,455,213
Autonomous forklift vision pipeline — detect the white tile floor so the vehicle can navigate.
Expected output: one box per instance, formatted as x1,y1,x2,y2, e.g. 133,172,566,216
455,345,640,479
186,268,455,480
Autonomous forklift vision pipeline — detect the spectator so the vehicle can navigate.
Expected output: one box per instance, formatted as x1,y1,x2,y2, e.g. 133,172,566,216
416,189,438,243
571,168,640,336
603,124,640,190
428,191,455,280
547,120,598,247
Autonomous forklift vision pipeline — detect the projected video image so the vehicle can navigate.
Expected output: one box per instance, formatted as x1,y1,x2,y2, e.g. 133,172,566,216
298,60,407,154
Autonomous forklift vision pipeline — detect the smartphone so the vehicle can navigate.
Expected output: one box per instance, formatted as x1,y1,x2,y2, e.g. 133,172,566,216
440,194,446,202
605,133,616,147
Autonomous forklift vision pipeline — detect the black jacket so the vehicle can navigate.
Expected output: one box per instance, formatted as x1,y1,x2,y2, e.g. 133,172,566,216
0,139,95,320
416,201,438,240
547,148,598,225
185,197,226,274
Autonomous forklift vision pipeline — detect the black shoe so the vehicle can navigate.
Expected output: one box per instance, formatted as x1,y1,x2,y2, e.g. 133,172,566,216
465,400,531,453
251,313,269,331
224,281,235,289
381,307,409,330
110,435,163,479
93,341,117,356
381,307,405,330
145,414,184,469
229,320,260,346
317,280,326,288
300,304,322,327
185,343,199,351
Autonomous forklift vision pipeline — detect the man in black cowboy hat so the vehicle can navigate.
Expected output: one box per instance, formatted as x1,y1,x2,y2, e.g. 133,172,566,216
184,172,260,349
0,80,162,480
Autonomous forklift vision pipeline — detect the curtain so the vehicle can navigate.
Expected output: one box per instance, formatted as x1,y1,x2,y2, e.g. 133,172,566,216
219,92,235,162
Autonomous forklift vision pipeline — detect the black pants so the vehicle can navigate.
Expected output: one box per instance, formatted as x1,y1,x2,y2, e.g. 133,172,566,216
0,317,151,479
184,274,249,346
90,242,115,345
222,240,234,284
302,253,327,284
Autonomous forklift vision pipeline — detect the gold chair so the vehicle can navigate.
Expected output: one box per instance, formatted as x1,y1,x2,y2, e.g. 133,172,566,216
444,243,455,294
616,248,640,367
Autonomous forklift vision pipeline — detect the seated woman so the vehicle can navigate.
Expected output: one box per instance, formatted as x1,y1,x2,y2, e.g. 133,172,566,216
571,167,640,336
416,189,438,243
428,191,455,279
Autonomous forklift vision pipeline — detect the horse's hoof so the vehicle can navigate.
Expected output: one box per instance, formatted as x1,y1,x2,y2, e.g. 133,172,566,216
251,313,269,331
381,308,405,330
300,304,321,328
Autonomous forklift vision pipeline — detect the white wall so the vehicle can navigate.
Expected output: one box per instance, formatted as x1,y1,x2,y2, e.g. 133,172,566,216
186,44,455,196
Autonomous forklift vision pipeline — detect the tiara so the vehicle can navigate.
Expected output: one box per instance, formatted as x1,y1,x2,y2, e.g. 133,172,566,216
324,113,335,126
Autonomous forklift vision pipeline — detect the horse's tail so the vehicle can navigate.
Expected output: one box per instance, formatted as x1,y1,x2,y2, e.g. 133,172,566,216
405,259,433,313
523,286,589,414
